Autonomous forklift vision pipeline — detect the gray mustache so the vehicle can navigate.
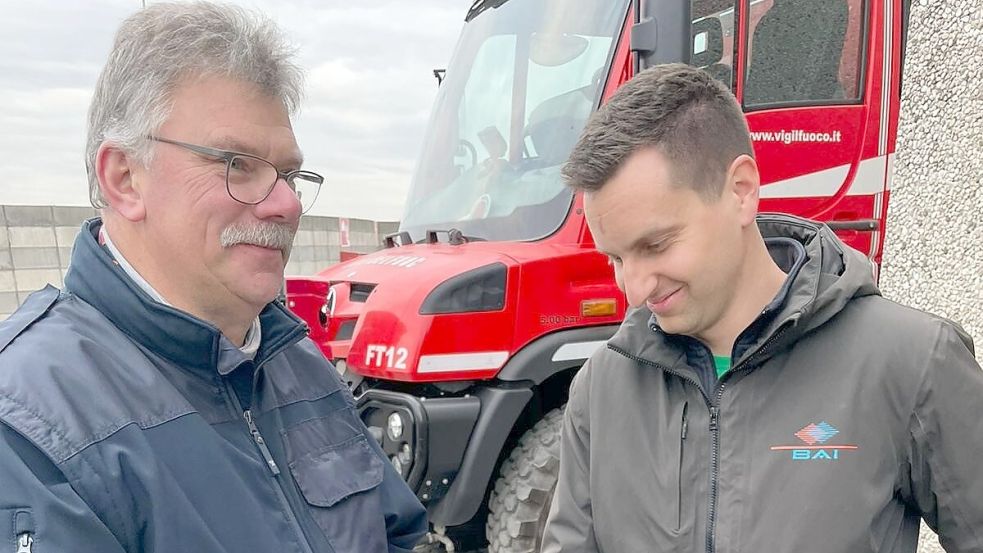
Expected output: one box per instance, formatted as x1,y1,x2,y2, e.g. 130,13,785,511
220,222,296,254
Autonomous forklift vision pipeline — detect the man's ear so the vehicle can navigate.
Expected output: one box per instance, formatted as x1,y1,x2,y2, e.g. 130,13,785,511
94,143,146,222
725,154,760,227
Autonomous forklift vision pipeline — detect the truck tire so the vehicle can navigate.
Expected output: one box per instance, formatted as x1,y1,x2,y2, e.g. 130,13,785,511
485,407,563,553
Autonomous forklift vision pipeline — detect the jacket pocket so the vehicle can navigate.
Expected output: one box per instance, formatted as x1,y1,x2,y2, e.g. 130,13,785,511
286,417,388,553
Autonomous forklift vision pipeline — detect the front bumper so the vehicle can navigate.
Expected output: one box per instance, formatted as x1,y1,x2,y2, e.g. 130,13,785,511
356,385,533,527
358,389,481,504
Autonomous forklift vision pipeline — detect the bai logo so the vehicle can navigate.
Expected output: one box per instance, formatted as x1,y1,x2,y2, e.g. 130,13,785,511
770,422,859,461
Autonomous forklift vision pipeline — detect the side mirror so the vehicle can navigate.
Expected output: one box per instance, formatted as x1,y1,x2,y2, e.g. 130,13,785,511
433,68,446,86
691,16,724,68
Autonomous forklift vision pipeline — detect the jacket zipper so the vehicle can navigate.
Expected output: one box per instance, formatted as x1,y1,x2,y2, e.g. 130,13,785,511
608,345,714,550
244,409,280,476
229,322,306,478
677,401,689,531
607,345,712,403
681,404,689,440
704,326,792,553
706,401,721,553
225,382,315,553
15,533,32,553
610,323,792,553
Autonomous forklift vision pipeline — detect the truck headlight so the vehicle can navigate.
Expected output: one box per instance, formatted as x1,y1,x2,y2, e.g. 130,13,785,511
387,412,404,440
390,455,404,477
419,262,506,314
398,443,413,465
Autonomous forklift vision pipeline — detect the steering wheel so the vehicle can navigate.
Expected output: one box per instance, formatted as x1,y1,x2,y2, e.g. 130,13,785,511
458,139,478,171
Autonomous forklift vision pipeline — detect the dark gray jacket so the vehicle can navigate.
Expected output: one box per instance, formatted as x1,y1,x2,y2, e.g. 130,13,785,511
0,218,427,552
543,214,983,553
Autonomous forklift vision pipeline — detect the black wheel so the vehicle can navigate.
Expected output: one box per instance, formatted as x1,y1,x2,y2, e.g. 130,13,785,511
485,407,563,553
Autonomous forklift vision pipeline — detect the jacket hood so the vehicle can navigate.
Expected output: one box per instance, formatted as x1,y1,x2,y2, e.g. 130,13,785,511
608,214,881,371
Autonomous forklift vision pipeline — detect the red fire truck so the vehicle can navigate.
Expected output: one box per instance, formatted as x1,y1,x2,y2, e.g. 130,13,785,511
287,0,912,550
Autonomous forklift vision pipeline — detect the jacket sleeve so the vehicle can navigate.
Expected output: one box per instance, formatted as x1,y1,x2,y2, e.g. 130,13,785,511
378,452,429,553
905,321,983,552
541,359,600,553
0,422,127,552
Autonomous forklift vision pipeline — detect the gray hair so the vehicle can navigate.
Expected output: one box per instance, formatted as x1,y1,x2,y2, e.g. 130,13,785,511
85,1,304,208
562,63,753,201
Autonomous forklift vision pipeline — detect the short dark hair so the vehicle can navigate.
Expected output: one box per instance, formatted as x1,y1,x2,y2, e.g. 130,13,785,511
562,63,753,201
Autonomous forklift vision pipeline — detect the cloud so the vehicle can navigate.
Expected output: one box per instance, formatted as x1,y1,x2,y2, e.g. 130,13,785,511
0,0,463,221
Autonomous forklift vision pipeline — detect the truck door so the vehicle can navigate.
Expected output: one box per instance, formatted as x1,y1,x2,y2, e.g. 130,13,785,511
629,0,895,264
735,0,901,265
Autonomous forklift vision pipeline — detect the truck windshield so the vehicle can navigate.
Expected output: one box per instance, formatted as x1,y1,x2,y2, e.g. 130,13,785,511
400,0,628,243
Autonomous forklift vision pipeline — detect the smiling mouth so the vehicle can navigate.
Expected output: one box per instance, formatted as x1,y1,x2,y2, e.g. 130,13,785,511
647,288,682,312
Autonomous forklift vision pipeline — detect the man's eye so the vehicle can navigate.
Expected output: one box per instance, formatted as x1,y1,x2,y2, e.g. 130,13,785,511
229,157,249,172
607,256,622,266
647,242,668,254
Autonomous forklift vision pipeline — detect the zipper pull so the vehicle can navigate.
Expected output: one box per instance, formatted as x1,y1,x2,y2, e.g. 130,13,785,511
16,533,32,553
244,410,281,476
681,402,689,440
709,406,719,432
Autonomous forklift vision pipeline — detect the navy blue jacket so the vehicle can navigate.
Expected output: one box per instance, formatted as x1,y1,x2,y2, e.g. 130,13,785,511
0,219,427,552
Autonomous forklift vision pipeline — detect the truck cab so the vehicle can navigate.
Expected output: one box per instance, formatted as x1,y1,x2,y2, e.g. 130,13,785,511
286,0,910,550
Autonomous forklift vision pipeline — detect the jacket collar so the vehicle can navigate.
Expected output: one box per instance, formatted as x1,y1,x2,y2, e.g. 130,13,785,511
63,218,307,376
608,214,881,372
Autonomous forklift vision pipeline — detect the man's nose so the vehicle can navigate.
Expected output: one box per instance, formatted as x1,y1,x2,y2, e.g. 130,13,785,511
254,176,302,221
621,259,657,308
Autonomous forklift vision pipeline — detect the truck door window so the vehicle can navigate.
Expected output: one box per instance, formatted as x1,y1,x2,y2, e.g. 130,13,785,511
743,0,866,107
691,0,739,90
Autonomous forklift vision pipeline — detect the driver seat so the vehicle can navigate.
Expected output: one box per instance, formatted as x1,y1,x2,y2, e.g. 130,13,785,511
525,84,596,166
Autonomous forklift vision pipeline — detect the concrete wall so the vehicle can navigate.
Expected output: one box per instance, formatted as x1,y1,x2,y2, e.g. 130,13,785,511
882,0,983,364
879,1,982,552
0,206,92,317
288,216,399,276
0,205,397,320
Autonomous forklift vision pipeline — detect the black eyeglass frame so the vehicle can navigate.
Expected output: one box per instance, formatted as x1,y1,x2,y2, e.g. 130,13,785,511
147,135,323,213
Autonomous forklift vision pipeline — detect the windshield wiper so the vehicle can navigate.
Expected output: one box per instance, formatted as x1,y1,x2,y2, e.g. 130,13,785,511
385,229,485,247
465,0,510,22
425,228,485,245
383,231,413,248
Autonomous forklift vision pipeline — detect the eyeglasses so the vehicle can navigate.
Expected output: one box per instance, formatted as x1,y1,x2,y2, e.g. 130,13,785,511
147,136,323,214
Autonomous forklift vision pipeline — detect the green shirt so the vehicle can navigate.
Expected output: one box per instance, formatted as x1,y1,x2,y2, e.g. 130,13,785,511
713,355,731,378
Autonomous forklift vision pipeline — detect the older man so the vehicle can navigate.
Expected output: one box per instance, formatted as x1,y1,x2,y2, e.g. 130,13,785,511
0,3,426,552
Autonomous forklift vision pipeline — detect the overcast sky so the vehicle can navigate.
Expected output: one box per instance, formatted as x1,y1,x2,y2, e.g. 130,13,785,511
0,0,464,221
